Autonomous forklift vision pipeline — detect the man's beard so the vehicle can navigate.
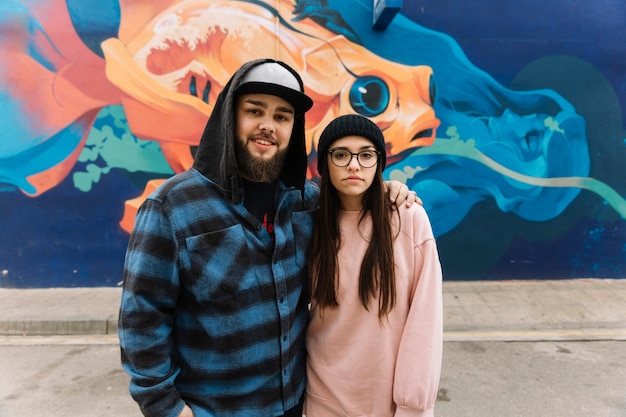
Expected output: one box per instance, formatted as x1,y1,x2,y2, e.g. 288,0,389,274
235,137,288,183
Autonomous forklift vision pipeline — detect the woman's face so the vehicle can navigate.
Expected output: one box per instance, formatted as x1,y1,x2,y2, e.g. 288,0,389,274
326,136,379,211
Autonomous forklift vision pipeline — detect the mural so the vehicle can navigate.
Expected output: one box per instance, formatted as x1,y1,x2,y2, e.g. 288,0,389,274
0,0,624,287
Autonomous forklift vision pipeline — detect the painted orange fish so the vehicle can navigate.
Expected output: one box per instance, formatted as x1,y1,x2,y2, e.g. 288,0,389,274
101,0,439,231
2,0,439,233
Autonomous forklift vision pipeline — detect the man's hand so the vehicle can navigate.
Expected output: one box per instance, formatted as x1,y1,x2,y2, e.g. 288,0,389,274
385,180,422,207
178,404,194,417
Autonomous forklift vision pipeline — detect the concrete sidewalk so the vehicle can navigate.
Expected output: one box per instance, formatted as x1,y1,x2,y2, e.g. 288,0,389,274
1,279,625,341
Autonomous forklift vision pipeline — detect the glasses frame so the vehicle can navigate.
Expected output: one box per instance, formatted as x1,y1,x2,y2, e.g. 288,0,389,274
328,148,380,168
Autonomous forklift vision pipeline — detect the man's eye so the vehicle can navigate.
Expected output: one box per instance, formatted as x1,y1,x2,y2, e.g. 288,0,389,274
334,151,349,159
360,151,375,159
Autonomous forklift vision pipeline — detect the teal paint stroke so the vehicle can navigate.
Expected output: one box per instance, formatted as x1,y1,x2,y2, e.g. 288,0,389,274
73,106,173,192
390,130,626,221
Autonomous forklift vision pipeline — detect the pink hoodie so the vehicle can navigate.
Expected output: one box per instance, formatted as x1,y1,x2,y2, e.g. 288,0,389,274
305,204,443,417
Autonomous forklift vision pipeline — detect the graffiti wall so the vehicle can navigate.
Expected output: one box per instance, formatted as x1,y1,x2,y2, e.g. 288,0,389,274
0,0,624,287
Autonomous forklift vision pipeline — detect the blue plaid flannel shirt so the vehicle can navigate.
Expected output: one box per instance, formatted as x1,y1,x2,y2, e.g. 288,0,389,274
119,169,318,417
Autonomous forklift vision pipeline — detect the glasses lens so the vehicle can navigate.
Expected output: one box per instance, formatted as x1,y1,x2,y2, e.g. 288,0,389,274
357,150,378,167
331,150,351,166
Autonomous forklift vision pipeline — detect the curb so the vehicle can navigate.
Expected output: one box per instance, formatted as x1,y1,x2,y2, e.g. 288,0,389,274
0,287,121,336
2,280,626,340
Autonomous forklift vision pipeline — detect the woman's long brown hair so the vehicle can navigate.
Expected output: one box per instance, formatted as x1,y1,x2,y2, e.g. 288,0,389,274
310,159,398,320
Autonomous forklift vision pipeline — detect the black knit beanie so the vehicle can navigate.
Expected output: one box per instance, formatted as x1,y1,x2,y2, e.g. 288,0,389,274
317,114,387,175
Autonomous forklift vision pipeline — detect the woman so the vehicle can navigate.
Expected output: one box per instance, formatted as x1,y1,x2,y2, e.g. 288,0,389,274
306,114,443,417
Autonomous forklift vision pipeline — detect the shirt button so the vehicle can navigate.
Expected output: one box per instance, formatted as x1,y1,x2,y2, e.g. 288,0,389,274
279,297,284,303
283,335,287,341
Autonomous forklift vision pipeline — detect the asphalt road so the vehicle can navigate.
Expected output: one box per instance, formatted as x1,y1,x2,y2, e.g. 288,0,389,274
0,336,625,417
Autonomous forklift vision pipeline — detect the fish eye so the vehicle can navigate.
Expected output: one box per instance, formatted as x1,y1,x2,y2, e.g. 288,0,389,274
349,76,390,117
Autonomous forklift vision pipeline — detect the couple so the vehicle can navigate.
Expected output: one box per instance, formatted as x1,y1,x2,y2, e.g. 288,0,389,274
118,58,443,417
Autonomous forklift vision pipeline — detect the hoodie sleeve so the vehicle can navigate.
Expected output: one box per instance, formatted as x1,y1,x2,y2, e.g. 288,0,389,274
393,209,443,417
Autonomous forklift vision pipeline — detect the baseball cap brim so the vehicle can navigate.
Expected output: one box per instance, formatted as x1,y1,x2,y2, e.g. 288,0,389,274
236,82,313,115
235,62,313,115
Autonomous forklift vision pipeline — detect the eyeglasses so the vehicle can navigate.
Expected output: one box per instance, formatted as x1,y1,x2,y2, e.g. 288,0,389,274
328,149,380,168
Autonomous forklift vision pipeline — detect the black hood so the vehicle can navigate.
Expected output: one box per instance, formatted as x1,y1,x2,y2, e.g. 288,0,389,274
192,58,310,204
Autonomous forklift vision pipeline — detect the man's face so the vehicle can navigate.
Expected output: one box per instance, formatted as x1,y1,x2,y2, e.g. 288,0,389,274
235,93,296,182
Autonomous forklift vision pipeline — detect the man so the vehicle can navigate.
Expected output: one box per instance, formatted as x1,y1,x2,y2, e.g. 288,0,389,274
119,58,417,417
